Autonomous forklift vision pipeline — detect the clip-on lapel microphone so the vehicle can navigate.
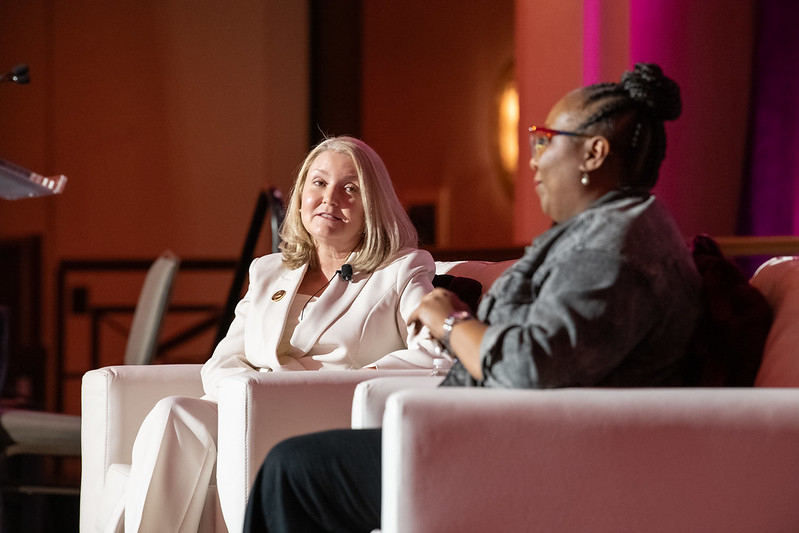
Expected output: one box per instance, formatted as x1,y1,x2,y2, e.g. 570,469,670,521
339,264,353,282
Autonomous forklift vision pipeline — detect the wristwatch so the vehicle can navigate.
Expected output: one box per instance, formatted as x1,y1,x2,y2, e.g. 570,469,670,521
441,311,472,355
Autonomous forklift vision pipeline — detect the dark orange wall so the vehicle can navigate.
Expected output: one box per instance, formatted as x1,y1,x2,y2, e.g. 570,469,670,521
2,0,516,411
0,0,760,412
361,0,516,249
1,1,310,411
2,2,310,258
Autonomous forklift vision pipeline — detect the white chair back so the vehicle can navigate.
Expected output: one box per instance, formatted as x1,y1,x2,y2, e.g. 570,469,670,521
123,251,180,366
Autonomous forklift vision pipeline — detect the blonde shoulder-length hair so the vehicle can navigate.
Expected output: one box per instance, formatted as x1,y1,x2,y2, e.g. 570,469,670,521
279,136,419,272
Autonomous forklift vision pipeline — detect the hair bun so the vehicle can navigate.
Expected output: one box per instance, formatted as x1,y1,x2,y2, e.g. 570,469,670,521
621,63,682,122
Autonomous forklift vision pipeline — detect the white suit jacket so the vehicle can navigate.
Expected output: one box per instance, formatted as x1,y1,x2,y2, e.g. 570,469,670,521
201,248,439,399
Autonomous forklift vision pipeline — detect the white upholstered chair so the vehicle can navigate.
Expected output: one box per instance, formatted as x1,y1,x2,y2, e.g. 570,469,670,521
351,256,799,532
80,366,433,533
121,251,181,367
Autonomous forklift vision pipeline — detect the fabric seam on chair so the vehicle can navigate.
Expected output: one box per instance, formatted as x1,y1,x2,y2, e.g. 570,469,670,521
244,377,253,506
104,371,112,473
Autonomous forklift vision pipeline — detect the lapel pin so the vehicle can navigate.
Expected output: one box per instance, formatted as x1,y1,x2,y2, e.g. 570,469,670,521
271,290,286,302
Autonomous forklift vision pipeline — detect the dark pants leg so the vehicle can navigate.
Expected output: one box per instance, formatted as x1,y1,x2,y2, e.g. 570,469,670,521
244,428,383,533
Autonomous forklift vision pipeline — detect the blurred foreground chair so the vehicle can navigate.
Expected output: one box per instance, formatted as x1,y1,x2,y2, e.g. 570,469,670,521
0,251,179,502
351,255,799,533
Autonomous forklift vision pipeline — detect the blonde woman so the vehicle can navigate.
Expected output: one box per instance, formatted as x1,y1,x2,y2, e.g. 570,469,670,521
105,137,441,532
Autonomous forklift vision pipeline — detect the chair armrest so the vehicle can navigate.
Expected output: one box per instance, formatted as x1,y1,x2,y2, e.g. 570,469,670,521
351,375,442,429
80,364,204,533
215,369,428,533
381,387,799,533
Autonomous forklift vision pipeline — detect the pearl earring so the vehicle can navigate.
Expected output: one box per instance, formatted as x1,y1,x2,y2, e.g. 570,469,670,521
581,173,590,186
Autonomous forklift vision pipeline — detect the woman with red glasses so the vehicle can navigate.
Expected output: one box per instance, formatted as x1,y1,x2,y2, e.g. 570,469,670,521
244,63,703,533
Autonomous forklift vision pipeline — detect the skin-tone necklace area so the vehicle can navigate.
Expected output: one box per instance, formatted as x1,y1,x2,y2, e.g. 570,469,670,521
298,249,356,320
298,266,336,294
299,269,340,320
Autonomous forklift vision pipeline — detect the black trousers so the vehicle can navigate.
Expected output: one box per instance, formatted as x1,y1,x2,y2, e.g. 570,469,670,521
244,428,383,533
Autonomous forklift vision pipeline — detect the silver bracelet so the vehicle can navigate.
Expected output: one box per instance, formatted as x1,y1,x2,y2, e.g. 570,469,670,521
441,311,472,355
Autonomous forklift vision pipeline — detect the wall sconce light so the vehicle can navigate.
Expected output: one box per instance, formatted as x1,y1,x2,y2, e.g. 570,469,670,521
495,62,518,196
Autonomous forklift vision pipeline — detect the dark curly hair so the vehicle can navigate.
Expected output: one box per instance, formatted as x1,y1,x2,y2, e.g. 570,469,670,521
577,63,682,189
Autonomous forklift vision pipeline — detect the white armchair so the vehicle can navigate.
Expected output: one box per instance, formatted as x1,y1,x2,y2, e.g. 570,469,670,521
374,386,799,533
350,255,799,532
351,375,441,430
80,365,431,532
80,364,205,532
215,369,433,532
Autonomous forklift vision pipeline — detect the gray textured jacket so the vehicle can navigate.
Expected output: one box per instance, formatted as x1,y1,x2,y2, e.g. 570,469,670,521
443,189,702,389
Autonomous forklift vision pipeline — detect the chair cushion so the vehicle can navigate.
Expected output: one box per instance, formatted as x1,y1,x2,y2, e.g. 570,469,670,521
750,256,799,386
435,260,516,294
684,235,772,386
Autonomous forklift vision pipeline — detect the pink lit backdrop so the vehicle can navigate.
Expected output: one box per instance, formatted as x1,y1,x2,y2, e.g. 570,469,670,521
514,0,778,244
738,0,799,236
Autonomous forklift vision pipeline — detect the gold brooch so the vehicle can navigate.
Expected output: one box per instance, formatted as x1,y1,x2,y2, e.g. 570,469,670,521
271,290,286,302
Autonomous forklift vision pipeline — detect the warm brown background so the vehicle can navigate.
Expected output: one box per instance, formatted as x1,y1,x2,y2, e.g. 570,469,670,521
0,0,755,414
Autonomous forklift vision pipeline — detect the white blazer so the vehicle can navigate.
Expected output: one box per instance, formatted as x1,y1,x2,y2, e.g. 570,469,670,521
201,248,439,399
